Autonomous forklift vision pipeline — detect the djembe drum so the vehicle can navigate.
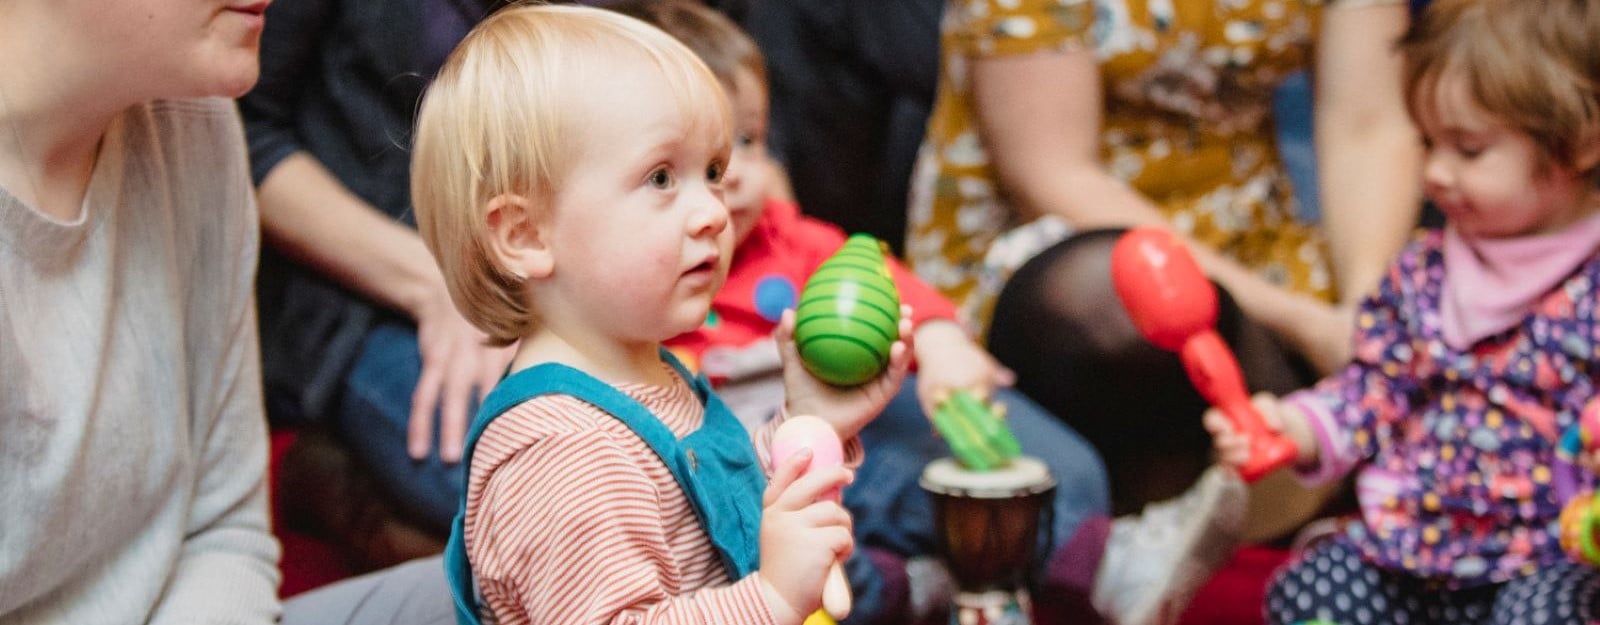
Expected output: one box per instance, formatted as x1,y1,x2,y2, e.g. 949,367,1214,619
920,457,1056,625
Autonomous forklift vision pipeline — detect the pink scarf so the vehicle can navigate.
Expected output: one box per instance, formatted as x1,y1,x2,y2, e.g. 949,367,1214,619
1441,214,1600,349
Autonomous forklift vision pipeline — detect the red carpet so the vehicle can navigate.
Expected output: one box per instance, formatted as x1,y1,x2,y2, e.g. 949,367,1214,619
1178,546,1291,625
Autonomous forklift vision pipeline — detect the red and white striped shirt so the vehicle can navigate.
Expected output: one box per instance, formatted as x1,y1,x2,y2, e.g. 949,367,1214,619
464,367,858,625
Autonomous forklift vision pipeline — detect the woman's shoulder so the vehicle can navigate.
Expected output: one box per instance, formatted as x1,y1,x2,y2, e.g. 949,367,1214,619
102,99,258,313
139,98,250,166
146,97,241,119
122,98,252,193
944,0,1095,56
132,98,249,152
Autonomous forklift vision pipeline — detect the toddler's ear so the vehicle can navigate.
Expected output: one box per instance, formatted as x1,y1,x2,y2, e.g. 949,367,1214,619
484,193,554,281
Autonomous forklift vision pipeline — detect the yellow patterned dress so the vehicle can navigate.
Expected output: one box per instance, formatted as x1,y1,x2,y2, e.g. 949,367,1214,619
908,0,1396,334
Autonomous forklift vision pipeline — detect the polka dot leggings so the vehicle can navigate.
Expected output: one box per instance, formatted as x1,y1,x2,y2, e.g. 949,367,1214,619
1265,540,1600,625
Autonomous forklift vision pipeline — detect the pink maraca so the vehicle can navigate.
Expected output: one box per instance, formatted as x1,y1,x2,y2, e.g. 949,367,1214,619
770,415,852,620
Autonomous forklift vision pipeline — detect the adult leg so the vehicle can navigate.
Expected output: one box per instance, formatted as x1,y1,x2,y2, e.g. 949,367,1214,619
276,426,446,572
987,228,1340,543
281,557,454,625
279,322,459,571
337,321,467,535
1491,559,1600,625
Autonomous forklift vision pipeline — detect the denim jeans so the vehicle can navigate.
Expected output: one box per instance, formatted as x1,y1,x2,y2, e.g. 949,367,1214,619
338,322,466,534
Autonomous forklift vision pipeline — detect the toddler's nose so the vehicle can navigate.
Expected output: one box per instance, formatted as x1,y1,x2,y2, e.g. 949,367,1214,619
688,192,730,238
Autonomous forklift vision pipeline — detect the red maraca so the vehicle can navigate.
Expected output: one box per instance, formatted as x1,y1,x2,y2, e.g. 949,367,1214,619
1109,227,1297,482
770,416,852,619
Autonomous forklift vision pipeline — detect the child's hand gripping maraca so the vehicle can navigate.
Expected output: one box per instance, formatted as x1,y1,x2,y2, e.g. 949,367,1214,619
770,416,853,620
781,233,913,443
1110,227,1298,482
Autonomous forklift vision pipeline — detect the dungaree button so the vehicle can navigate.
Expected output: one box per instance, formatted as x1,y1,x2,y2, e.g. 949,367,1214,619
687,449,699,472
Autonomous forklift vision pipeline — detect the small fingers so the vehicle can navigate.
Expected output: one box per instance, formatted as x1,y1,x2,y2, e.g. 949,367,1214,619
774,466,853,511
1201,409,1234,437
1250,392,1284,432
764,449,812,506
408,367,446,460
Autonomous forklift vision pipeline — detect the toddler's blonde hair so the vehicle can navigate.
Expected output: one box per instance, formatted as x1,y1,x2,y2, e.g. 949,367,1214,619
412,3,732,345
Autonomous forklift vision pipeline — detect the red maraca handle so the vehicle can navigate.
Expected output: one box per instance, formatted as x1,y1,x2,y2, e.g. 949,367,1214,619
1181,331,1297,481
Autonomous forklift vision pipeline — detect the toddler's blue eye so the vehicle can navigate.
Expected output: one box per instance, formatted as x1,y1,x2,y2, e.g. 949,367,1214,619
649,168,673,189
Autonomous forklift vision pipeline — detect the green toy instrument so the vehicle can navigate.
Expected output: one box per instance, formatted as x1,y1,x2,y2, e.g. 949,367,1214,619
794,234,902,386
932,390,1022,471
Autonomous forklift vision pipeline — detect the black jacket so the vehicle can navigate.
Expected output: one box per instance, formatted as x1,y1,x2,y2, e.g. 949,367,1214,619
240,0,499,423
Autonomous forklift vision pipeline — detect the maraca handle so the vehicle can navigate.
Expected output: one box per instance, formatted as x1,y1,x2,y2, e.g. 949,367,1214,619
1222,399,1299,482
822,562,851,619
1181,331,1297,482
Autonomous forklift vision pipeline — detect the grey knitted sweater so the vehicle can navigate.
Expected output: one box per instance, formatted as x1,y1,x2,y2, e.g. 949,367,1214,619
0,98,280,624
